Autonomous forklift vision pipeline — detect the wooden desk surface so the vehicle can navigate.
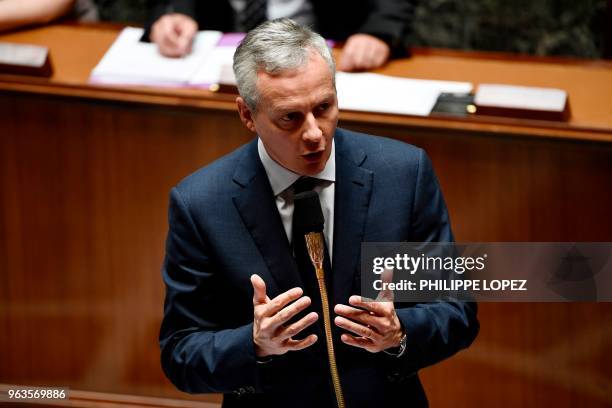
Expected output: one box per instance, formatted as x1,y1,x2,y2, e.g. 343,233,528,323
1,24,611,142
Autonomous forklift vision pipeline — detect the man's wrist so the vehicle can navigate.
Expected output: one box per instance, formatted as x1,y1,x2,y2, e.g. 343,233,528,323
383,328,407,357
254,341,267,357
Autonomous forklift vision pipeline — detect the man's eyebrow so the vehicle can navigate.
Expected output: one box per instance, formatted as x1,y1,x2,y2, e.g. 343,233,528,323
271,93,336,113
317,92,336,102
271,103,301,113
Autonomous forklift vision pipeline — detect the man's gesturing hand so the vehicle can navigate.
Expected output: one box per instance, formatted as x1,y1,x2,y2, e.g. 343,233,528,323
334,269,404,353
251,274,318,358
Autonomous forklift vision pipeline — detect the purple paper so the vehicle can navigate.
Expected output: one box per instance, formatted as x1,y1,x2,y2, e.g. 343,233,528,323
218,32,246,47
216,32,335,48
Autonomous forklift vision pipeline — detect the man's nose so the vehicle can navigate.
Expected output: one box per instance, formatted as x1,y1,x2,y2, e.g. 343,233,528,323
302,113,323,143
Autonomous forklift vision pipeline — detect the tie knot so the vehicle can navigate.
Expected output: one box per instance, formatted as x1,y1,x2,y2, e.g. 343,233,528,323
293,177,317,194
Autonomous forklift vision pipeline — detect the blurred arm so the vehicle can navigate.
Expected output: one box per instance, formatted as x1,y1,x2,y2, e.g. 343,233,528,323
0,0,76,32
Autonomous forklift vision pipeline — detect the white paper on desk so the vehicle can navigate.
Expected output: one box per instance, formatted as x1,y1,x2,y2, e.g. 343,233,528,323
189,46,237,87
90,27,222,85
336,72,472,116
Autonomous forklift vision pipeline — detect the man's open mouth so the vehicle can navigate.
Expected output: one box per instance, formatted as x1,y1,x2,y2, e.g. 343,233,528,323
302,150,324,162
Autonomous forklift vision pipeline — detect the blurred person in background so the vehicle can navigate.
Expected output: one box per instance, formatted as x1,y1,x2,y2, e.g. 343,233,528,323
146,0,415,71
0,0,98,33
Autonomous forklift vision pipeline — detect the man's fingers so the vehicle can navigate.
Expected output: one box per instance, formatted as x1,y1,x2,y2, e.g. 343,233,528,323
269,296,313,328
339,39,364,71
348,295,386,315
160,40,182,57
360,42,387,69
371,47,388,67
376,268,395,302
152,18,180,55
158,32,184,57
360,50,381,70
286,334,318,351
334,304,382,330
151,14,197,57
278,312,318,340
175,20,197,55
176,35,192,55
341,333,376,352
264,287,303,317
349,43,368,69
339,34,390,71
334,316,382,341
338,51,352,71
338,41,363,71
251,274,268,305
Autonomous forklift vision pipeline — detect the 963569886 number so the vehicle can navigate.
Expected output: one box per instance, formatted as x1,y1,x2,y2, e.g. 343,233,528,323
5,387,68,400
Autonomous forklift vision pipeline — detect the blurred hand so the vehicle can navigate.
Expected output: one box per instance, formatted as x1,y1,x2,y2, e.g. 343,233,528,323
338,33,391,72
251,274,318,358
150,13,198,57
334,269,403,352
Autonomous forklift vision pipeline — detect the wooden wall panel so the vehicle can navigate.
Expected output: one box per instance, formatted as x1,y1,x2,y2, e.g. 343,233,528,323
1,91,611,407
342,120,612,242
420,303,612,407
0,93,251,403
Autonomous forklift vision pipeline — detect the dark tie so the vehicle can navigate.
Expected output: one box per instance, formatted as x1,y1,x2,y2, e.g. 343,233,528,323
240,0,267,32
291,178,333,338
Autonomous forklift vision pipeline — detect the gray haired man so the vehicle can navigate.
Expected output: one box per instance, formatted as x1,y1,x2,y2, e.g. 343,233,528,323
160,18,479,408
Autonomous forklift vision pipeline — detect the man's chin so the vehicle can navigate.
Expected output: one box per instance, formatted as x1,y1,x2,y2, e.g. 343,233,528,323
299,160,327,176
299,150,330,174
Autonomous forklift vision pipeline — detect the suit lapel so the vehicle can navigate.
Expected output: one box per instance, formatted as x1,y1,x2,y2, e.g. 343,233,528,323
232,140,303,297
231,133,374,305
332,131,373,306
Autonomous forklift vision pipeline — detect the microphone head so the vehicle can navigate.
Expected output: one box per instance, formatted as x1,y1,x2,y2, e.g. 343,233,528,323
293,190,324,233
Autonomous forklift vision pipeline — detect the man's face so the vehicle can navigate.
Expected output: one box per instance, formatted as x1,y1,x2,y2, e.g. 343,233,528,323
237,51,338,176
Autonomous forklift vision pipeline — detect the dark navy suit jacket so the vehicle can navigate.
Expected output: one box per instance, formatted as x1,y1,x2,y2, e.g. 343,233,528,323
160,128,479,407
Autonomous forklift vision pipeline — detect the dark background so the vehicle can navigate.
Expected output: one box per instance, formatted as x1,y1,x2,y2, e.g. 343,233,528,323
93,0,611,58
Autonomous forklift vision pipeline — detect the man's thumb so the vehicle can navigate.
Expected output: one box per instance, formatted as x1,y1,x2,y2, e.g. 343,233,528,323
377,268,395,302
251,274,267,305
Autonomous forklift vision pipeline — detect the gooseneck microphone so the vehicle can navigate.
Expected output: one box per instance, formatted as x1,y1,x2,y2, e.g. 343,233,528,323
294,191,345,408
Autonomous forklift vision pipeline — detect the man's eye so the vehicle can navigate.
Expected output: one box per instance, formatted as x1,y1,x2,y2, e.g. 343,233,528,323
318,103,329,112
281,113,298,122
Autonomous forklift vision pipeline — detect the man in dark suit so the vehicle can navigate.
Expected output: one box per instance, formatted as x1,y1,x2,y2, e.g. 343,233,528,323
160,18,478,407
146,0,414,71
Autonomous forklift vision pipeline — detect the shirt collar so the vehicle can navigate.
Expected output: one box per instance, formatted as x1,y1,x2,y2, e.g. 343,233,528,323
257,138,336,196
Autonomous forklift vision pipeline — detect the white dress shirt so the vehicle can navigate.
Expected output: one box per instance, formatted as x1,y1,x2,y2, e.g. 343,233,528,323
257,138,335,260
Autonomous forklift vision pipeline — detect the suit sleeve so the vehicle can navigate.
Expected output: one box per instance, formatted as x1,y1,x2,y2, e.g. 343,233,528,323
358,0,416,56
159,187,260,394
392,149,479,377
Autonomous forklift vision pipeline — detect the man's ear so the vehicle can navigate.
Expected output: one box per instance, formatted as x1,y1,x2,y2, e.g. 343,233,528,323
236,97,257,133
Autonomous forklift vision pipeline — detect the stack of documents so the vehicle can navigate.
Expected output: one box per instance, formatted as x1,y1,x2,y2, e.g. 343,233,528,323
90,27,239,88
336,72,472,117
92,27,473,117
